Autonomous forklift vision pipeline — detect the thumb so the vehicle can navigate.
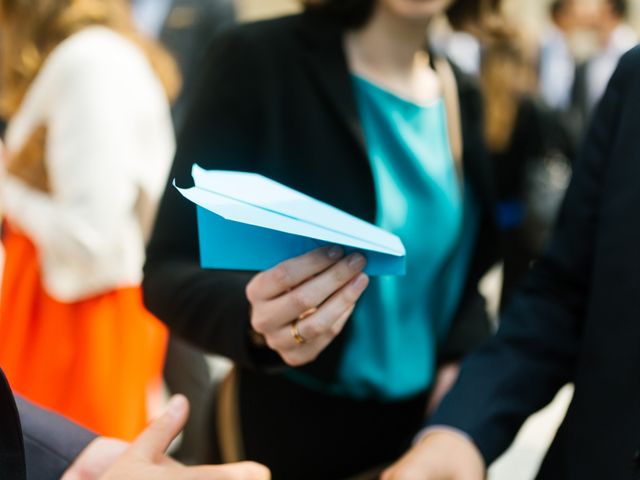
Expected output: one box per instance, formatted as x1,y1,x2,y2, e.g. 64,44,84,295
189,462,271,480
60,471,80,480
129,394,189,460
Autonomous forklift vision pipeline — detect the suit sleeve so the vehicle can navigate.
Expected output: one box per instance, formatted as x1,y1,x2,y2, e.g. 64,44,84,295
428,48,638,464
143,28,283,369
16,397,96,480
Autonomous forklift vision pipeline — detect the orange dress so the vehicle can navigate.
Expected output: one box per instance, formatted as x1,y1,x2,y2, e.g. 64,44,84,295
0,222,168,440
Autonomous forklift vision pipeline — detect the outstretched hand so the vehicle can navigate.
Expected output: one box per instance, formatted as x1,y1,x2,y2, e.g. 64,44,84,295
62,395,270,480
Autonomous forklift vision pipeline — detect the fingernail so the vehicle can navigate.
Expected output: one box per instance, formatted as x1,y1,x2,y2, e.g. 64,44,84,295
327,246,343,259
348,253,366,270
167,395,187,418
352,273,369,291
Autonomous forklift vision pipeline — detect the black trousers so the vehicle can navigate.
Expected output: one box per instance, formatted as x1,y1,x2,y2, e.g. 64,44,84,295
208,367,429,480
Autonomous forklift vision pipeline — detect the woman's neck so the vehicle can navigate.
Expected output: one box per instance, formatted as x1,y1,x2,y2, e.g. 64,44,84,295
345,5,431,77
344,5,439,103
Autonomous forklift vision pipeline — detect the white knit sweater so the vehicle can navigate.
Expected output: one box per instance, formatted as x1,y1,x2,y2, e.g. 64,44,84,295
2,27,176,302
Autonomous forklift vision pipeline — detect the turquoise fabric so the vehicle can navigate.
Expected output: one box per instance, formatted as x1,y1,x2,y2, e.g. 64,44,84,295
288,75,480,400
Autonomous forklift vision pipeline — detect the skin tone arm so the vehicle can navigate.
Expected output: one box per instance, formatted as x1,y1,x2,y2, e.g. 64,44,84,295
62,395,270,480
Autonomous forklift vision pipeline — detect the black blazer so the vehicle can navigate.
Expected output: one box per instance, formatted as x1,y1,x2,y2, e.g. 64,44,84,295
143,12,498,384
0,370,95,480
430,46,640,479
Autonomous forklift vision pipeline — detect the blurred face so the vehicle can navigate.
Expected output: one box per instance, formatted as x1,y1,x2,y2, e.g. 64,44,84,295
378,0,456,21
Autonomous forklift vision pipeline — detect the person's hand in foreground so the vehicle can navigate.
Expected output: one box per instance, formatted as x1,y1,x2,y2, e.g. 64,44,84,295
381,430,485,480
247,246,369,366
62,395,270,480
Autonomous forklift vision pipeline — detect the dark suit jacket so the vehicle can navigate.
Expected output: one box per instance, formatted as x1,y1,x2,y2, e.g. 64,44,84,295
143,12,498,384
0,370,95,480
160,0,235,130
430,46,640,479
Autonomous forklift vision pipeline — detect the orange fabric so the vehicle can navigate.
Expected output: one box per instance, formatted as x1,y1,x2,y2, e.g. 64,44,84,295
0,222,168,440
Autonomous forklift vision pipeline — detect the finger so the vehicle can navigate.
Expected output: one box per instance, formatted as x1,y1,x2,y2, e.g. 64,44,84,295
159,455,183,467
60,469,80,480
326,303,355,337
295,274,367,341
380,465,421,480
246,246,344,301
380,468,394,480
278,326,343,367
266,293,358,354
188,462,271,480
276,273,367,348
130,395,189,459
276,302,360,367
255,255,366,332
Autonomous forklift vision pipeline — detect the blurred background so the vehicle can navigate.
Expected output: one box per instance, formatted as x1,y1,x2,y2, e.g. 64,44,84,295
1,0,638,478
236,0,640,28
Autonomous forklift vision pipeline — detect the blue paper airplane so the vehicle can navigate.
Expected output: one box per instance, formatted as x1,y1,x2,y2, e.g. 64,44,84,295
175,165,406,275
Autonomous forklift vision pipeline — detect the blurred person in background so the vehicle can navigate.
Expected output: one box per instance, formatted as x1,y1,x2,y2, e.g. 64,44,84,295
481,27,574,307
383,42,640,480
131,0,236,464
0,0,177,441
429,0,501,77
539,0,580,111
143,0,501,478
572,0,637,120
429,16,482,76
130,0,236,128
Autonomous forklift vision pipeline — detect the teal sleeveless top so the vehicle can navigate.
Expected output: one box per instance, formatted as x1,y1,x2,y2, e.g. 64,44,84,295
288,74,480,400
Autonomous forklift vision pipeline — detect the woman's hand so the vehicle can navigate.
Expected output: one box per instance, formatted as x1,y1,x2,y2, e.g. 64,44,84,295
381,430,485,480
246,246,369,366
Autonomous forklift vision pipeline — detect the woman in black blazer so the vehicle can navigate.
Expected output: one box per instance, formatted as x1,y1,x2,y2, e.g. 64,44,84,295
144,1,499,478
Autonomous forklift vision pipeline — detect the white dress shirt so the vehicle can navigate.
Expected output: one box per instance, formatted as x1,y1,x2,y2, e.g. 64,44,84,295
431,30,481,77
2,27,176,302
585,24,637,113
539,26,576,111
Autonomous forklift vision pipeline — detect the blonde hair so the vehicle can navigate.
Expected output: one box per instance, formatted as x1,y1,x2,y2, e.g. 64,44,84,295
480,27,538,152
0,0,181,117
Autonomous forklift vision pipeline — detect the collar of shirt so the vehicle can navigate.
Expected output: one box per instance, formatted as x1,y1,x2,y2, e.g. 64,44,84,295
607,24,638,56
131,0,174,39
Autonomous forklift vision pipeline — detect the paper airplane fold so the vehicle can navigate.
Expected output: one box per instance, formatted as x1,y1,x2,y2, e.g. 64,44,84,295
175,165,406,276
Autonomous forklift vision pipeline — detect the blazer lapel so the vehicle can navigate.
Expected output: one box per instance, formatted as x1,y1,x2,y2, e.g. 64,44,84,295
294,14,367,157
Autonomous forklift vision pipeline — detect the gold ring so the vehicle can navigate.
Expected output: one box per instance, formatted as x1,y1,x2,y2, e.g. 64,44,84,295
291,319,307,345
291,307,317,345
